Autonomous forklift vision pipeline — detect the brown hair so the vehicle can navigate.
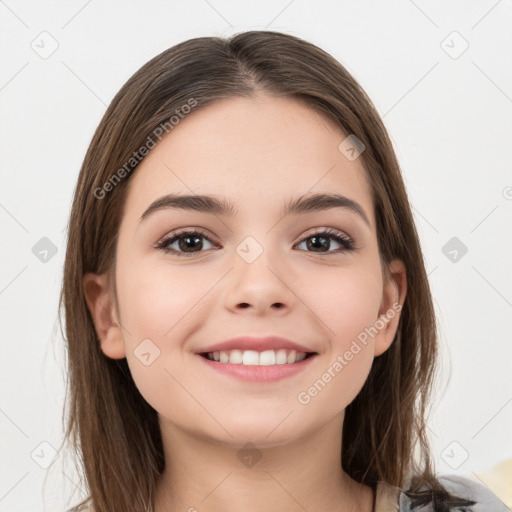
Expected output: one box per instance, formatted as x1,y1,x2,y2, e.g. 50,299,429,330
59,30,473,512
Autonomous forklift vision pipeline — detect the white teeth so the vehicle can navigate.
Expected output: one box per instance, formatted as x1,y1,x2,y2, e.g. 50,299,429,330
276,349,288,364
242,350,259,365
259,350,276,366
228,349,243,364
296,352,307,362
205,349,310,365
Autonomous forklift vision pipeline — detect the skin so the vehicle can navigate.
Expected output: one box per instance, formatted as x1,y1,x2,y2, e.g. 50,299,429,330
84,94,407,512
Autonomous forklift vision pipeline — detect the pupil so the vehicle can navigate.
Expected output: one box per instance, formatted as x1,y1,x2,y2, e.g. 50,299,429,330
309,236,329,252
180,235,202,252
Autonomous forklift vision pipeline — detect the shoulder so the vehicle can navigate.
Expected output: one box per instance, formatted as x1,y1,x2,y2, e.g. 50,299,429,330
394,474,508,512
375,475,510,512
436,474,508,511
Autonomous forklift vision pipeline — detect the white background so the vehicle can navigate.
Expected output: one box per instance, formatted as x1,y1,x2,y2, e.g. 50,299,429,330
1,1,511,510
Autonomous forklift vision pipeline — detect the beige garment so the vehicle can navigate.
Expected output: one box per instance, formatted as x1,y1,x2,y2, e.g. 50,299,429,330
470,459,512,510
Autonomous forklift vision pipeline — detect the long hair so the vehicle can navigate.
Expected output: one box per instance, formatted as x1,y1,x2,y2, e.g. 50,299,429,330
59,30,474,511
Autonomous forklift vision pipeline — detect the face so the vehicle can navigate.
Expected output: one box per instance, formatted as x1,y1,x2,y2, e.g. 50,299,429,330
85,95,405,447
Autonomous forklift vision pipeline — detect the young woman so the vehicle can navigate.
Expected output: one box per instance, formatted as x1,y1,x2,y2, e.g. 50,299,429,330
60,30,505,512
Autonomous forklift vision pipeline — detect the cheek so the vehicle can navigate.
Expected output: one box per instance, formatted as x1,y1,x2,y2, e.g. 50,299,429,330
297,263,382,402
303,261,383,343
117,259,212,344
116,260,218,414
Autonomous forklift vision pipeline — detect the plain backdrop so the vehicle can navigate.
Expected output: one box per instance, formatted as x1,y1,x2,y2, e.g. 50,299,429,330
1,1,511,510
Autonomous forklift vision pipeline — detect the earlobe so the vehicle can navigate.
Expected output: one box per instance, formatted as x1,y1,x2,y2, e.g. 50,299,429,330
374,260,407,357
82,272,126,359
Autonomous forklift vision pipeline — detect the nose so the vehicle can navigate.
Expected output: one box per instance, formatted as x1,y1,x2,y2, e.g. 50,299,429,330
224,248,296,316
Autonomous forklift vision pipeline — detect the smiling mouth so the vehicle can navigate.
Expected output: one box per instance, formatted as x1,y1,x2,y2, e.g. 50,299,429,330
199,349,316,366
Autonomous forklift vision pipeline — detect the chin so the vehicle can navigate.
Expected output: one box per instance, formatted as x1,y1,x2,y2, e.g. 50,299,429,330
212,419,307,449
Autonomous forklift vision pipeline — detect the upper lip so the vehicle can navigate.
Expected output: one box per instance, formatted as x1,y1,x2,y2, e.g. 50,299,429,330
195,336,316,354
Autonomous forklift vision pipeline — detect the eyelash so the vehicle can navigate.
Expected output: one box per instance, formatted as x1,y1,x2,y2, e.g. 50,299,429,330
154,227,355,257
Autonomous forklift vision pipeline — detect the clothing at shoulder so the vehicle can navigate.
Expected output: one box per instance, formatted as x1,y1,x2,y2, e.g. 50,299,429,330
375,474,508,512
437,475,507,511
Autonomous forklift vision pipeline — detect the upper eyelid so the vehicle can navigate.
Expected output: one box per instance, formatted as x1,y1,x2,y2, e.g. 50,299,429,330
300,226,351,239
159,226,351,238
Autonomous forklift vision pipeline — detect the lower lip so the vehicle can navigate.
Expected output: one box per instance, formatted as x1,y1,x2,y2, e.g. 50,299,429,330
197,354,317,382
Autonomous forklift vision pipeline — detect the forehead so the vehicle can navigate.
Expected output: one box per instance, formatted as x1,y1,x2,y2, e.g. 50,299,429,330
122,95,373,225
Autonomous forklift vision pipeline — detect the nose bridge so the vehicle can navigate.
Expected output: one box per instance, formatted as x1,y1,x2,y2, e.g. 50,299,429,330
225,233,294,312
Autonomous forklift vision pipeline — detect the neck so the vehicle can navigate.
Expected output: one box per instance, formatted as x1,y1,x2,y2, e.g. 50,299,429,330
153,413,374,512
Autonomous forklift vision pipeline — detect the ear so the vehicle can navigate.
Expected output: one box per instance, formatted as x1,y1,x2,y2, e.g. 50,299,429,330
82,272,126,359
374,259,407,357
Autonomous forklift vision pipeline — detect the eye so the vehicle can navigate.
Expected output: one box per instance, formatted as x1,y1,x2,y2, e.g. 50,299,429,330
294,228,354,254
155,228,218,257
155,227,355,257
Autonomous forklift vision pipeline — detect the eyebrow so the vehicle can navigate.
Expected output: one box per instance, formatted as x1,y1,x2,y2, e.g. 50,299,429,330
139,192,371,226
